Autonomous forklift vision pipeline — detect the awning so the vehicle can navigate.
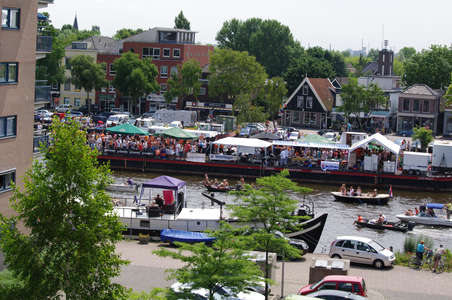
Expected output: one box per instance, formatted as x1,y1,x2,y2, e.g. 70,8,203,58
212,137,271,148
272,140,350,150
37,13,48,20
186,106,233,111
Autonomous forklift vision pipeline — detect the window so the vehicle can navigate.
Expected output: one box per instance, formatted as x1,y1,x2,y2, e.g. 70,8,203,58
303,85,308,95
357,242,369,251
142,47,160,59
446,117,452,132
0,116,17,138
0,169,15,193
64,97,70,105
75,84,81,92
338,283,353,292
65,57,71,69
51,82,59,90
71,42,87,49
109,64,116,75
160,66,168,78
297,96,304,108
109,85,116,93
292,111,300,123
160,84,167,93
128,48,134,53
0,62,18,83
304,112,316,125
170,66,178,76
318,282,336,291
2,8,19,29
173,49,180,58
413,99,420,112
74,98,81,106
423,100,430,113
306,97,313,109
403,99,409,111
342,240,355,249
163,48,170,57
64,78,71,91
101,87,106,93
199,87,206,95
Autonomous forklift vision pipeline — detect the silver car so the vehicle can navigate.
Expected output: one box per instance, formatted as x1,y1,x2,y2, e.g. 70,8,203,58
329,236,395,269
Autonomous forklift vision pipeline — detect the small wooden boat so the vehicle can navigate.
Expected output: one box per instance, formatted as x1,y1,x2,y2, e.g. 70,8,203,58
203,182,236,193
106,183,139,193
354,219,415,232
331,192,390,205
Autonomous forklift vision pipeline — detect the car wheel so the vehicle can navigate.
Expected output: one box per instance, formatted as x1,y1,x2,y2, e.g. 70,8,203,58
415,170,421,175
332,254,341,259
402,133,406,137
408,170,414,175
373,259,384,269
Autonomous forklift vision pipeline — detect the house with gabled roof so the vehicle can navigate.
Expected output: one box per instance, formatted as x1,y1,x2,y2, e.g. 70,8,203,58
397,84,445,136
282,77,337,129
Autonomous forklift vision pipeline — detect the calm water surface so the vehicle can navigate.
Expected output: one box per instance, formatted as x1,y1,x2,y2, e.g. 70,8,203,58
109,170,452,253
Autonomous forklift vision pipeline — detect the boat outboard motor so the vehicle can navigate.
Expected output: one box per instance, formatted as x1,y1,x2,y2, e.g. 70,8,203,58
407,221,415,231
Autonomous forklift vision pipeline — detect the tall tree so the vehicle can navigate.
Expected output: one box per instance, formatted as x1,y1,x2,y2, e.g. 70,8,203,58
70,54,110,115
91,25,101,33
112,51,159,114
411,126,434,150
230,170,312,300
233,93,269,124
336,79,388,131
174,11,190,30
164,59,202,107
112,28,144,40
153,223,265,300
403,45,452,89
0,120,129,299
367,48,380,61
398,46,417,62
263,77,287,127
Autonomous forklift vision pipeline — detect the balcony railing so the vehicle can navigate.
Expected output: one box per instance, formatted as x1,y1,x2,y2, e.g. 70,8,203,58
36,35,52,52
33,133,50,153
35,86,51,102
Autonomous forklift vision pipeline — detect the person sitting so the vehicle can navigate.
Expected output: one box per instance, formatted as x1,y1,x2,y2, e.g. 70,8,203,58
154,194,164,208
376,213,386,224
415,207,419,215
356,186,362,196
214,179,219,188
111,198,125,206
223,179,229,189
349,186,355,196
426,208,436,217
367,189,378,197
405,209,414,216
353,215,363,224
339,184,347,195
125,178,133,186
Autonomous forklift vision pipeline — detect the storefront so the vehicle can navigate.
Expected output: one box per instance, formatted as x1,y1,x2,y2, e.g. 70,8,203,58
99,94,116,111
397,113,435,132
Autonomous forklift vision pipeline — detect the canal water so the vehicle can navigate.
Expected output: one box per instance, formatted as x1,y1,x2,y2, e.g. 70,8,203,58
109,170,452,253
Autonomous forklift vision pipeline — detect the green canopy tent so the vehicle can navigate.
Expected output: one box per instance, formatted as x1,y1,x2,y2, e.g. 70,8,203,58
106,123,149,136
159,127,198,140
296,134,336,144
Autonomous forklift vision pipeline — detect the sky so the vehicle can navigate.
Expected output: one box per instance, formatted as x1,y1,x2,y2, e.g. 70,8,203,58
44,0,452,53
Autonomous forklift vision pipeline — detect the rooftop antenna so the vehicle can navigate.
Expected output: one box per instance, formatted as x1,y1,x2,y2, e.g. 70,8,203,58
384,40,388,50
381,25,384,49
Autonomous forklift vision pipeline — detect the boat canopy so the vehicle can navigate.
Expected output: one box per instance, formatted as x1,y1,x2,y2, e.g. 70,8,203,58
272,140,350,149
212,137,272,148
139,176,187,206
347,133,400,174
427,203,444,209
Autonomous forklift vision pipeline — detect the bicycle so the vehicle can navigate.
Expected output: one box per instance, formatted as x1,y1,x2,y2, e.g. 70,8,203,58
433,256,449,273
408,250,434,269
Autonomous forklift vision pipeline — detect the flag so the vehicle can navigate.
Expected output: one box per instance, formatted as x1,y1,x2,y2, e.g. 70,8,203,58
389,185,393,198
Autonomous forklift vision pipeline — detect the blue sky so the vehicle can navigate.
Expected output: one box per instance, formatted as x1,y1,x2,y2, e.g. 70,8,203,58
44,0,452,53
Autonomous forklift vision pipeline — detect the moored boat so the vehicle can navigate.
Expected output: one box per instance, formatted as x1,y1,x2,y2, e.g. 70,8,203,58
331,192,390,205
396,203,452,227
160,228,215,244
354,219,415,232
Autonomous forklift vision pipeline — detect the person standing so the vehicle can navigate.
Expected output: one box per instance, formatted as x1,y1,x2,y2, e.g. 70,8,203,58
445,203,451,220
432,245,446,272
416,240,430,262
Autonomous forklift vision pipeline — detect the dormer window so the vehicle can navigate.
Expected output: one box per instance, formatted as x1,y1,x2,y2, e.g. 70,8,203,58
303,85,308,95
72,42,87,49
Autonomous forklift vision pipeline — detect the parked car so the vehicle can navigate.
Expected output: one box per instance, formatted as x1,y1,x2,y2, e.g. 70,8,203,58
42,112,54,123
298,275,367,297
106,114,130,126
274,231,309,259
76,104,102,115
55,104,72,113
98,111,116,118
307,289,368,299
400,129,414,137
171,281,265,300
169,121,183,128
394,138,407,151
142,109,157,118
289,131,300,141
281,126,297,132
35,109,50,116
329,236,395,269
240,128,251,137
318,129,334,136
323,132,337,142
110,108,122,113
245,124,265,135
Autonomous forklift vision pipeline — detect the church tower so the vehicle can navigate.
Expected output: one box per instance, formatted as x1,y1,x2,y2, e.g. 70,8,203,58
73,14,78,30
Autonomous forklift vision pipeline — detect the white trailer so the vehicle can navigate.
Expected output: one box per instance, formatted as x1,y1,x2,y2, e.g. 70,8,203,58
402,152,431,175
432,141,452,170
153,110,197,127
338,132,369,146
133,118,156,133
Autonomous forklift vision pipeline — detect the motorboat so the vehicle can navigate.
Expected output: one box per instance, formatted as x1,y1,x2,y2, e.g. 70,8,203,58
114,176,328,253
160,228,215,244
396,203,452,227
331,192,390,205
354,219,415,232
105,183,139,193
203,182,237,193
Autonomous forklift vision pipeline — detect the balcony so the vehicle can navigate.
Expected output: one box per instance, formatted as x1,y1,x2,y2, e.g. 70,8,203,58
35,85,51,103
36,35,52,59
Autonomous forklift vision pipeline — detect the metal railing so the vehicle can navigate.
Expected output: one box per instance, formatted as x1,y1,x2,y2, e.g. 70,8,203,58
35,86,51,102
36,35,52,52
33,133,50,153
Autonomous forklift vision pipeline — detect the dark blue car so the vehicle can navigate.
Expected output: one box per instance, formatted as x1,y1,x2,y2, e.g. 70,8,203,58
400,129,414,137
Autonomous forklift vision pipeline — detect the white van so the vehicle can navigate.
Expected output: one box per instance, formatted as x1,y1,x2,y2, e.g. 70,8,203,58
133,118,157,133
153,110,197,127
107,114,129,126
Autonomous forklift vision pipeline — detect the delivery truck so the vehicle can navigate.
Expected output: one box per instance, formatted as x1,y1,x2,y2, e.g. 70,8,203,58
432,141,452,172
402,152,431,175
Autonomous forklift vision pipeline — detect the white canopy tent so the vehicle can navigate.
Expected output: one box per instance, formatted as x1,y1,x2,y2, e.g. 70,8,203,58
212,137,272,155
272,140,350,150
347,133,400,174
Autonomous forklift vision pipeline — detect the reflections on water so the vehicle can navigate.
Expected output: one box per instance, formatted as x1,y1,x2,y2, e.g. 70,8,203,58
109,170,452,253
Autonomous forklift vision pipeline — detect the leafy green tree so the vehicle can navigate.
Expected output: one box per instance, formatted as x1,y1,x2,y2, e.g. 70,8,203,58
230,170,312,300
112,28,144,40
336,79,388,131
174,11,190,30
403,45,452,89
263,77,287,127
112,51,159,114
153,223,265,300
0,119,129,299
398,47,417,62
411,126,434,150
344,55,372,77
446,74,452,105
91,25,101,33
233,93,269,125
393,59,404,76
341,50,351,57
367,48,380,61
164,59,202,107
70,54,110,115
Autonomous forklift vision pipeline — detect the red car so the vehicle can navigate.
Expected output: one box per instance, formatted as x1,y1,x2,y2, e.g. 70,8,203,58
298,275,367,297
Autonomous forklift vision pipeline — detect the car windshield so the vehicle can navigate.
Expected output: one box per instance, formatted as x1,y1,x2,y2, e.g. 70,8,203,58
325,133,335,138
368,240,385,251
108,116,119,121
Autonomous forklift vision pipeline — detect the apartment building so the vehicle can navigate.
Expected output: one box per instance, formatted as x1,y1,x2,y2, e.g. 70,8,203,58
0,0,54,217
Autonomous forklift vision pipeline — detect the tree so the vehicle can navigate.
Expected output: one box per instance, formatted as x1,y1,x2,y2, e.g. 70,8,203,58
403,45,452,89
112,28,144,40
91,25,101,33
152,223,265,300
70,54,110,115
0,120,129,299
230,170,312,300
367,48,380,61
263,77,287,127
174,11,190,30
411,126,434,150
233,93,269,125
446,74,452,105
112,51,159,114
336,79,388,131
164,59,202,107
398,47,417,62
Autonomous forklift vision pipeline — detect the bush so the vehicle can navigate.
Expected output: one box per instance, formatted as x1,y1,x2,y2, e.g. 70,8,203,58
394,250,411,265
403,234,434,254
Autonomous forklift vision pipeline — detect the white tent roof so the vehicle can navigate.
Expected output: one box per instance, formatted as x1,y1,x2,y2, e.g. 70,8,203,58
212,137,272,148
348,133,400,154
273,140,350,149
